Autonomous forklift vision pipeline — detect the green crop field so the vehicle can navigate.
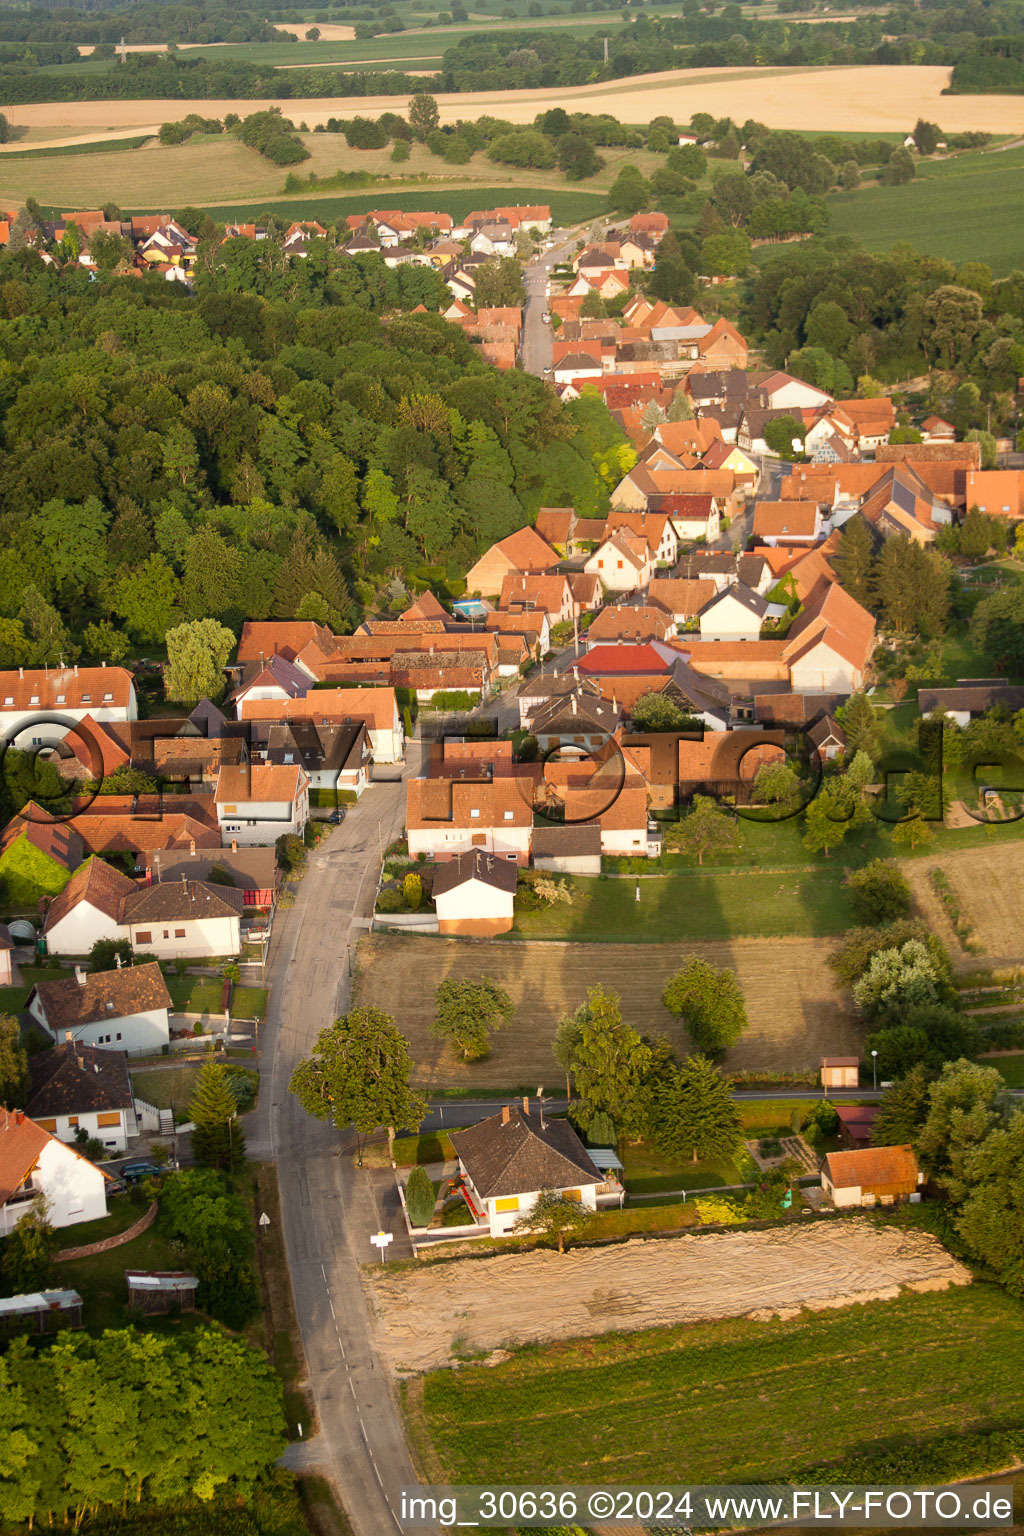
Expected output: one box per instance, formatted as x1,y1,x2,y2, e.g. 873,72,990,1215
413,1284,1024,1486
826,145,1024,275
177,183,607,223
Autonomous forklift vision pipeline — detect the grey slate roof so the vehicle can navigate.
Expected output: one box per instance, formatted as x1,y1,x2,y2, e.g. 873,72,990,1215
452,1105,602,1199
531,824,602,858
432,849,518,897
26,1042,132,1118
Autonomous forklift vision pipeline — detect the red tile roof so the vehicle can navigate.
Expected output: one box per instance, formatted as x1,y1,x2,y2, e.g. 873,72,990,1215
577,644,670,676
823,1145,919,1190
0,667,134,712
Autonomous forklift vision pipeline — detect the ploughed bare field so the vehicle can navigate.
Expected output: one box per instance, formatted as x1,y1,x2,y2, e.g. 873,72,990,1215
365,1220,970,1373
4,65,1023,151
901,841,1024,970
353,934,857,1083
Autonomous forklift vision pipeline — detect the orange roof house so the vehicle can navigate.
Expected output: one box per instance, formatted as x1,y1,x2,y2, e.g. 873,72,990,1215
464,527,556,598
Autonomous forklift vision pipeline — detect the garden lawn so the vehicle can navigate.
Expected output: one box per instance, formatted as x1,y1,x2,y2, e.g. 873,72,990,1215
233,985,268,1018
414,1285,1024,1485
621,1138,745,1194
165,975,225,1013
0,966,66,1012
509,866,855,941
130,1064,205,1113
56,1211,189,1332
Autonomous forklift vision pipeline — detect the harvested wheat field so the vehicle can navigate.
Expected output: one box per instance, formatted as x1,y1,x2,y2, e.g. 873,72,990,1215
902,841,1024,968
366,1219,969,1373
354,934,855,1084
5,65,1023,147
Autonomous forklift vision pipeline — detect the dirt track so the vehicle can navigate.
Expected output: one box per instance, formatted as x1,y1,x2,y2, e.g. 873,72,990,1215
901,841,1024,969
4,64,1024,146
365,1219,970,1373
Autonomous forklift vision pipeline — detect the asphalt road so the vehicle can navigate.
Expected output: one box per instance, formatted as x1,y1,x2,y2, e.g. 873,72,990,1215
520,226,583,378
247,744,436,1536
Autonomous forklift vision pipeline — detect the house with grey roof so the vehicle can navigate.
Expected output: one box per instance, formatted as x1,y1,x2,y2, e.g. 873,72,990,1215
697,583,768,642
25,1041,135,1152
451,1101,607,1237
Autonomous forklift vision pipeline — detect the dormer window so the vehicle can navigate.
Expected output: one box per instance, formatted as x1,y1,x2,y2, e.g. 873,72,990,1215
470,808,481,819
82,693,91,702
3,697,12,705
56,694,65,703
103,692,113,702
29,695,39,705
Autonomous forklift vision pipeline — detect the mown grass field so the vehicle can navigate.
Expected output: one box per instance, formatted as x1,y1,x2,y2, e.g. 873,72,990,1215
510,866,855,942
413,1284,1024,1486
826,145,1024,275
353,933,854,1083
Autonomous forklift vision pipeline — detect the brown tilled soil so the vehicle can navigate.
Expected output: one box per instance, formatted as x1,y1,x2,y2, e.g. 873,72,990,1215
364,1219,970,1373
901,841,1024,968
353,934,856,1084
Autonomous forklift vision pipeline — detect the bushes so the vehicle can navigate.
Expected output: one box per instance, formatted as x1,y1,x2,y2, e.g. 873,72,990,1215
405,1165,436,1227
236,108,310,166
844,859,911,925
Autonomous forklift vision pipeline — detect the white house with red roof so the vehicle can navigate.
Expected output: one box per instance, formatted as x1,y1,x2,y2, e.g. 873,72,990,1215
0,666,137,745
215,763,310,846
0,1106,112,1234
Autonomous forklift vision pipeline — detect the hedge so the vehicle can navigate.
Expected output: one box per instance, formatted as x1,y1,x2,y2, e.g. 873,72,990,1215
392,1132,455,1165
429,690,478,710
309,787,358,807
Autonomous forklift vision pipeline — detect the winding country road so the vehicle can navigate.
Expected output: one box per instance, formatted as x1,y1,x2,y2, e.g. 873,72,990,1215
246,743,436,1536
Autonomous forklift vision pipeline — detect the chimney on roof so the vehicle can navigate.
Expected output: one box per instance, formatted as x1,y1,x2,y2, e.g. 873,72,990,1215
15,1110,24,1126
18,667,23,679
74,664,78,677
522,1096,529,1115
231,839,237,853
501,1104,510,1126
75,966,87,986
65,1030,73,1043
115,954,122,969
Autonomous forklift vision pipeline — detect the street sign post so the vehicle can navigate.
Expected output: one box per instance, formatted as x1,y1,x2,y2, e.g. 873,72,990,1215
371,1231,393,1263
258,1212,271,1233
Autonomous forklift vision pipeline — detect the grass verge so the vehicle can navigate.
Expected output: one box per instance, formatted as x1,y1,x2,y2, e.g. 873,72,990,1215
250,1162,318,1441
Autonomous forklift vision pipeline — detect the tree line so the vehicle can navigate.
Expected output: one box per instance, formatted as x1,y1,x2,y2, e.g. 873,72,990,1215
0,239,625,665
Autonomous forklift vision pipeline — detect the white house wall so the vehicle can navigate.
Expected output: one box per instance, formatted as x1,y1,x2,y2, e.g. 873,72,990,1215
44,901,121,957
0,1137,108,1234
30,997,170,1053
127,912,240,960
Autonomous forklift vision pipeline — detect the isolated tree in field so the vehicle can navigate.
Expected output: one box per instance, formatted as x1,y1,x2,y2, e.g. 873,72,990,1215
882,145,914,185
916,1057,1005,1193
404,1165,436,1227
844,859,912,925
290,1006,427,1158
513,1189,592,1254
431,977,514,1062
649,1054,742,1163
803,795,850,858
871,1062,933,1147
608,163,650,215
1,1199,57,1293
164,618,235,706
0,1013,28,1109
830,517,874,606
671,794,740,865
408,92,440,142
558,132,602,180
570,985,652,1138
189,1061,247,1172
890,815,935,854
663,957,747,1056
912,118,941,155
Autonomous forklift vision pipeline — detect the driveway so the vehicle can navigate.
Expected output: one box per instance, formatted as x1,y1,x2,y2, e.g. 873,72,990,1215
247,743,437,1536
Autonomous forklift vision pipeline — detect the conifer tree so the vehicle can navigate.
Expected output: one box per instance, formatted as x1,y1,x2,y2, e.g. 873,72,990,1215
188,1062,246,1172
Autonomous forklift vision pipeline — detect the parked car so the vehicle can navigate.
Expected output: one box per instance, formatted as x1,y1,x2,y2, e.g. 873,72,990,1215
122,1161,164,1185
327,807,347,824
